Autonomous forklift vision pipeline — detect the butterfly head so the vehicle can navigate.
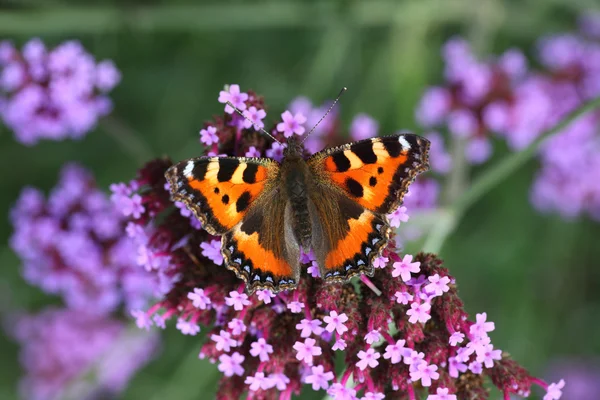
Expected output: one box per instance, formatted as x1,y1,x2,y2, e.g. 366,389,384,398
283,135,304,159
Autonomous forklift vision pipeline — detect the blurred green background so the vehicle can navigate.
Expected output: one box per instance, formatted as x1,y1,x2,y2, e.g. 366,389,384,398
1,0,600,399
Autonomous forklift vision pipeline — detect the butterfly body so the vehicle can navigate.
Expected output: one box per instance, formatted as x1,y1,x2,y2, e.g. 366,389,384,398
166,134,430,293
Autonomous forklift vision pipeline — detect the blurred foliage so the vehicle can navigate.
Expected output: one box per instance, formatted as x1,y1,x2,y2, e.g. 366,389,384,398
1,0,600,399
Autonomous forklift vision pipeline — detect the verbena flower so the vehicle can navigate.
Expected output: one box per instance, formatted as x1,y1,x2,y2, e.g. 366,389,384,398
112,85,560,399
7,308,159,400
10,163,157,314
0,39,120,145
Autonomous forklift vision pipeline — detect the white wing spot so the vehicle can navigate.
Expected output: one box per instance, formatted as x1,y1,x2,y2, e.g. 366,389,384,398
183,160,195,177
399,136,411,150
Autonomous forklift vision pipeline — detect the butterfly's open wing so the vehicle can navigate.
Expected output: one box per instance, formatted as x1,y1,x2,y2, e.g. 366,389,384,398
166,157,300,293
306,134,430,280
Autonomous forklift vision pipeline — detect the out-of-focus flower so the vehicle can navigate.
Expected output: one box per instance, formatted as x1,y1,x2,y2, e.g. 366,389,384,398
0,39,120,145
10,163,157,315
9,308,158,400
110,85,556,399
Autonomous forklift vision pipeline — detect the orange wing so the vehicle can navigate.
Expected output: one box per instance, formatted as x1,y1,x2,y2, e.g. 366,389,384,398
308,134,430,214
165,156,278,235
166,156,300,293
307,134,430,280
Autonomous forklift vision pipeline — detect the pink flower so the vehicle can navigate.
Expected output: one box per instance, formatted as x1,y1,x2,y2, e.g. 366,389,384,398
332,339,347,351
364,330,381,344
323,310,349,335
327,383,357,400
242,106,267,130
362,392,385,400
383,339,409,364
211,330,237,352
227,318,246,335
249,338,273,362
448,356,467,378
187,288,211,310
225,291,250,311
391,254,421,282
407,301,432,324
449,332,465,346
427,387,457,400
304,365,334,390
218,352,245,377
388,206,409,227
468,361,483,374
394,291,413,305
199,126,219,146
276,110,306,138
244,146,261,158
404,350,425,369
245,372,274,391
296,319,324,338
176,319,200,335
270,373,290,391
425,274,451,296
255,289,275,304
356,348,381,371
410,362,439,387
470,312,495,339
218,84,248,114
476,344,502,368
287,301,305,313
293,338,322,365
131,310,152,330
372,256,389,269
200,239,223,265
544,379,565,400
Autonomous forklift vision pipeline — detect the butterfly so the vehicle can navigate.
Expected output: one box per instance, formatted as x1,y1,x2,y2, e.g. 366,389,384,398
165,94,430,294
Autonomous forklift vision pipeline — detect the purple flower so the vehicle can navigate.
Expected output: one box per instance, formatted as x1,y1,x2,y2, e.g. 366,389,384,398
276,110,306,138
383,339,408,364
468,361,483,374
0,39,119,145
327,383,357,400
242,106,267,130
287,300,305,313
364,330,381,344
176,318,200,335
211,330,237,352
255,289,275,304
416,87,451,126
200,239,223,265
218,84,248,114
10,308,157,400
296,318,324,338
244,146,261,158
304,365,334,390
199,126,219,146
470,312,495,338
227,318,246,335
293,338,322,365
427,387,457,400
362,392,385,400
407,301,432,324
225,291,250,311
391,254,421,282
245,372,274,391
425,274,451,297
477,343,502,368
544,379,565,400
265,141,286,162
323,310,349,335
249,338,273,362
394,291,413,305
356,348,381,370
372,256,389,269
350,113,379,140
448,356,468,378
387,206,409,228
218,352,245,377
449,332,465,346
410,362,439,387
188,288,212,310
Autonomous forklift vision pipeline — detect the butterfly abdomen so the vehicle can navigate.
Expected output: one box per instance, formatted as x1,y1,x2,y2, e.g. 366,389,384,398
283,158,313,249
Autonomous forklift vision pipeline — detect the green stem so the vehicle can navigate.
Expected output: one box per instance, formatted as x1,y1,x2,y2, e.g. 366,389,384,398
101,116,154,165
424,96,600,254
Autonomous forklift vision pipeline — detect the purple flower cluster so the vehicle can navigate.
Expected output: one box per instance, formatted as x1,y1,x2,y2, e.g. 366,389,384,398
9,164,159,399
112,85,559,399
0,39,120,145
10,163,157,314
416,30,600,220
8,308,159,400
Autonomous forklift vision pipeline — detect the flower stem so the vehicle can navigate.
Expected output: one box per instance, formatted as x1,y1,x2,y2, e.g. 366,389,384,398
101,116,154,165
424,96,600,254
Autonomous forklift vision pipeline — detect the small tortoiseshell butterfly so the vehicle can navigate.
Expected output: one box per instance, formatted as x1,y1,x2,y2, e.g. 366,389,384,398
165,91,430,294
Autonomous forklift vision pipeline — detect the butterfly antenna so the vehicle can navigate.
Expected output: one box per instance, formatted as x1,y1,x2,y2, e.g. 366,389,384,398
226,101,282,144
300,87,347,145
